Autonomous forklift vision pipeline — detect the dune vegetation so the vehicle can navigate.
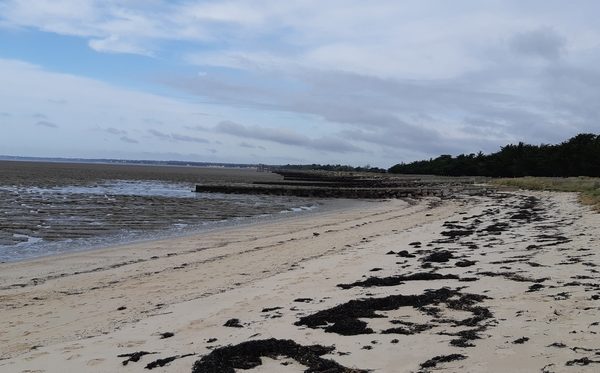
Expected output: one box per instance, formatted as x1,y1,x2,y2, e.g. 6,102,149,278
492,177,600,210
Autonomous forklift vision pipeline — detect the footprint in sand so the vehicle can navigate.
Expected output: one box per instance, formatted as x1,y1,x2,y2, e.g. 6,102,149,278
86,358,105,366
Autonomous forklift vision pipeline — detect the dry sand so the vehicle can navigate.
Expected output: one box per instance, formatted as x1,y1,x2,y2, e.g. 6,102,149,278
1,191,599,372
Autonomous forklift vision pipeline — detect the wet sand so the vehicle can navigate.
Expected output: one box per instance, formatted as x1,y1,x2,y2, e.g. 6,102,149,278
1,191,600,372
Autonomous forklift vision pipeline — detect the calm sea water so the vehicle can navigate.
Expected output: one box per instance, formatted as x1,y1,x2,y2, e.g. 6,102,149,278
0,162,323,262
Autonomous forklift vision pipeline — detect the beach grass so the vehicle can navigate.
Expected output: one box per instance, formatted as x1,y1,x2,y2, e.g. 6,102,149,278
492,176,600,210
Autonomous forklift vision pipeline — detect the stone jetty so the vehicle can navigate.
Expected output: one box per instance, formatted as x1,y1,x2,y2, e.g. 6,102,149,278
195,170,486,199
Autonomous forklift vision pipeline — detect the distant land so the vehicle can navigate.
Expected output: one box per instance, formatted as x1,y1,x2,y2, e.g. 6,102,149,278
0,155,386,173
0,155,260,169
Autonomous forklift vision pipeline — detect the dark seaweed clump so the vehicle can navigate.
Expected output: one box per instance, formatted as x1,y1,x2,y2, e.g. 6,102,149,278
420,354,466,369
145,354,194,370
223,318,243,328
191,338,366,373
295,288,492,338
337,273,459,289
118,351,158,366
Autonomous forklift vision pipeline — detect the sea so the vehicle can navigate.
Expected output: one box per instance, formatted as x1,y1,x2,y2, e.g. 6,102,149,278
0,161,327,262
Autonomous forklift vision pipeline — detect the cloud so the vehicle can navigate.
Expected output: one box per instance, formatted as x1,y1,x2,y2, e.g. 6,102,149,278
239,141,266,150
148,129,209,143
32,113,47,119
510,27,566,60
120,136,138,144
171,133,209,143
35,120,58,128
103,127,127,135
185,124,209,131
89,35,152,56
217,120,363,153
2,2,600,165
147,128,171,140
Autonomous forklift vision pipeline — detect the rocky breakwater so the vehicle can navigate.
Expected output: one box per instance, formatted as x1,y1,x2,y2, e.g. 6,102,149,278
195,170,487,199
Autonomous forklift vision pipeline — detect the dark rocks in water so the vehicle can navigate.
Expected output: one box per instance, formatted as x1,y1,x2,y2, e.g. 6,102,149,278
455,260,476,267
118,351,158,366
223,319,243,328
261,306,283,312
191,338,366,373
206,338,217,343
512,337,529,344
146,354,194,370
397,250,416,258
386,250,396,255
296,288,492,340
159,332,174,339
370,267,383,272
338,273,459,289
409,241,421,246
420,354,466,369
117,306,127,311
423,250,454,263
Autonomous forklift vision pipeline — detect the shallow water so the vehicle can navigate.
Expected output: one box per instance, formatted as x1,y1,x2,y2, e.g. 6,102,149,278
0,162,323,262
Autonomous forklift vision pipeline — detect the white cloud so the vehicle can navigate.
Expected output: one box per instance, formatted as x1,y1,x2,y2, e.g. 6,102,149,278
2,1,600,165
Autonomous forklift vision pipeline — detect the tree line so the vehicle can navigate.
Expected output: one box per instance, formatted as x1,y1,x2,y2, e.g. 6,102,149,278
279,164,387,173
388,133,600,177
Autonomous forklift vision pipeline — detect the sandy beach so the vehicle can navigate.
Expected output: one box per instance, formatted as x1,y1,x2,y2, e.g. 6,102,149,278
1,190,600,372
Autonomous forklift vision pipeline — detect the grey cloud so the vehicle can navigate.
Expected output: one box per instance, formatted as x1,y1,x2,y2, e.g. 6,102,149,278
105,127,127,135
148,129,209,143
217,120,363,153
35,120,58,128
171,133,210,143
32,113,47,119
148,128,171,140
239,141,266,150
239,141,255,148
0,112,10,117
510,27,565,60
164,57,600,161
185,124,210,131
120,136,139,144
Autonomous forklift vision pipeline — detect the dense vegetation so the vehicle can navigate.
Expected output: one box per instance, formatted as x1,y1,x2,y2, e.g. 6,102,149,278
389,134,600,177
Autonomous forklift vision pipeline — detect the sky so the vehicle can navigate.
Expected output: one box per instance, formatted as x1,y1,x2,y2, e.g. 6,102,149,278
1,1,599,167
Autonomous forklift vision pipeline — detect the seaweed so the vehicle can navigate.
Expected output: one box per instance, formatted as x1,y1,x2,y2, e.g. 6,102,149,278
118,351,158,366
295,288,492,340
420,354,466,369
422,251,454,263
191,338,366,373
337,273,459,289
223,318,243,328
145,354,194,369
